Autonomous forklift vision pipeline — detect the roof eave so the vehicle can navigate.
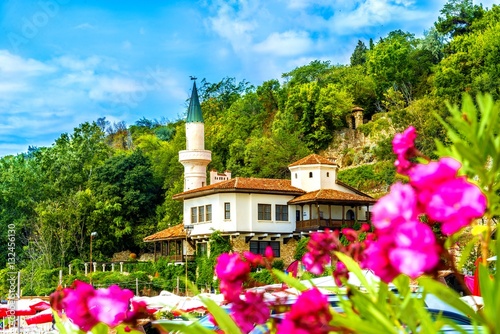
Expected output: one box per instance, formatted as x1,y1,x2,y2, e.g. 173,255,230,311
173,188,305,200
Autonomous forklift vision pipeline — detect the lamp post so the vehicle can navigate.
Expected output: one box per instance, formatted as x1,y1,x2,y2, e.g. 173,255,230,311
184,224,194,296
89,231,97,285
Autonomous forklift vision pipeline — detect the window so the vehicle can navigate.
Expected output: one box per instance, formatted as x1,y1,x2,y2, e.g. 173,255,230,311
309,172,313,178
258,204,272,220
198,206,205,222
346,209,355,220
295,173,297,179
206,204,212,221
249,241,280,257
276,205,288,221
197,242,207,256
191,207,197,224
224,202,231,219
327,172,330,177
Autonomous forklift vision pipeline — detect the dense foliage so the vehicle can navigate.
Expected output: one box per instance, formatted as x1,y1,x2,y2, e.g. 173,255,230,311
1,1,499,296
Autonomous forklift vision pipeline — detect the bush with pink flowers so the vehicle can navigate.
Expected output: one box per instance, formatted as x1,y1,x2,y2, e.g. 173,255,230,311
54,94,500,334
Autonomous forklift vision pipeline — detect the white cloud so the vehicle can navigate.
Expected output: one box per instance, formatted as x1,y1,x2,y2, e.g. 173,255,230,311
74,23,95,29
54,55,102,71
284,0,336,10
254,31,313,56
0,50,54,74
206,0,260,52
327,0,427,33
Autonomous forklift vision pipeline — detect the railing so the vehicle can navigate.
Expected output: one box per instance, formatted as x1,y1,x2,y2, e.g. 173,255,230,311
165,254,196,262
295,219,369,232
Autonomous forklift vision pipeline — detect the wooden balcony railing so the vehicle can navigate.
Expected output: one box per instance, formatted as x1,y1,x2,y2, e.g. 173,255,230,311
295,219,370,232
161,254,196,262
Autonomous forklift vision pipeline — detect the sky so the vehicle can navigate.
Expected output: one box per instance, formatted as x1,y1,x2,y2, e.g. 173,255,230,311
0,0,497,157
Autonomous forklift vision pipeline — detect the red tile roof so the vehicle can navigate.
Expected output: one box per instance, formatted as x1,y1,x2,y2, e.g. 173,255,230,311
143,224,186,242
288,154,337,167
288,189,376,205
173,177,305,199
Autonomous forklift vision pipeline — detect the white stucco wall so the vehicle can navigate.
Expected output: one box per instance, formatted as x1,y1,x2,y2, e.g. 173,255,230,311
183,192,297,236
289,165,339,192
185,122,205,150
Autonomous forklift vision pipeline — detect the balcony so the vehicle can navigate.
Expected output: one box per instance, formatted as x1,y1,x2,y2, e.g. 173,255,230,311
295,219,370,232
162,254,196,262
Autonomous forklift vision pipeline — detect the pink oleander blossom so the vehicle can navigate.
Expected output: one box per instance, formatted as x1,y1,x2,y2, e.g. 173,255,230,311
333,261,348,286
243,251,264,267
277,288,332,334
364,222,440,282
215,253,251,301
371,182,418,231
425,177,487,235
230,291,270,333
393,126,417,174
58,280,99,331
88,285,134,327
389,222,440,277
302,229,339,275
363,235,401,283
409,157,461,187
393,126,416,156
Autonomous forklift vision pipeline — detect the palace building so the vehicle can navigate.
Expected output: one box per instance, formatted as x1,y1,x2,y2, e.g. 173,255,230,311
144,81,376,266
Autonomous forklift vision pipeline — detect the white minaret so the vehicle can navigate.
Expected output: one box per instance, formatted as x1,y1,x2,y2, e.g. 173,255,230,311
179,79,212,191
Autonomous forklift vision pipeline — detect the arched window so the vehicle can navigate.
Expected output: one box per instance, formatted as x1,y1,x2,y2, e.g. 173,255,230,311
346,209,355,220
326,172,330,177
309,172,313,178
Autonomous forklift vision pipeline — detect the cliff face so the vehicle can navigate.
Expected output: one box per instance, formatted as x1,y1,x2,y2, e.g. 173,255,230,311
324,117,397,198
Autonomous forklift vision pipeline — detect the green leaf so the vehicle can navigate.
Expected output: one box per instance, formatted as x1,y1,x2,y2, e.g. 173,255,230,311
419,277,484,324
457,236,480,271
89,322,109,334
272,269,309,292
200,295,243,334
335,252,376,295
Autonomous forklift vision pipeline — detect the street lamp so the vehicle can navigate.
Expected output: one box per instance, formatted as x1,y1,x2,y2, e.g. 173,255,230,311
89,231,97,285
184,224,194,296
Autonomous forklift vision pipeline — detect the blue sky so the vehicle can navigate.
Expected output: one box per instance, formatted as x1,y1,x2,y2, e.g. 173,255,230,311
0,0,497,157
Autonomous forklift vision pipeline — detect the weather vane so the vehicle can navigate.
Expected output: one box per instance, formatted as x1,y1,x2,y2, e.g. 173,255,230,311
190,76,197,81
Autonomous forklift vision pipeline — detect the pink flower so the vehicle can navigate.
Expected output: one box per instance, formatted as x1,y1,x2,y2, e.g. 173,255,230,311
371,183,418,231
408,157,487,234
393,126,416,156
364,222,440,282
389,222,440,277
277,288,332,334
264,246,274,260
88,285,134,327
425,177,487,235
60,281,99,331
215,253,251,302
363,235,400,283
230,291,270,333
333,261,348,286
393,126,417,174
409,157,461,190
243,251,264,267
302,229,339,275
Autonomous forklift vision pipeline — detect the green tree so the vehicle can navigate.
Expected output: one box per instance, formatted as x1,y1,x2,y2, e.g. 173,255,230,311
88,150,163,258
350,40,368,66
433,6,500,101
366,30,418,101
282,60,332,86
435,0,485,38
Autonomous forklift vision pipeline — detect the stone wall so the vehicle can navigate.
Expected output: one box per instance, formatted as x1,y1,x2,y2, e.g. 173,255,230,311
229,235,300,267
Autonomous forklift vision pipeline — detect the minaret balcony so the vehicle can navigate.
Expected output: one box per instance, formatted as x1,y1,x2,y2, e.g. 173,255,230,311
179,149,212,163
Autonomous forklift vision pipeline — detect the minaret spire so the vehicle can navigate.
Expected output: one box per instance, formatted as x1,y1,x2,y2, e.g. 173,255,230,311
179,78,212,191
187,78,203,123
